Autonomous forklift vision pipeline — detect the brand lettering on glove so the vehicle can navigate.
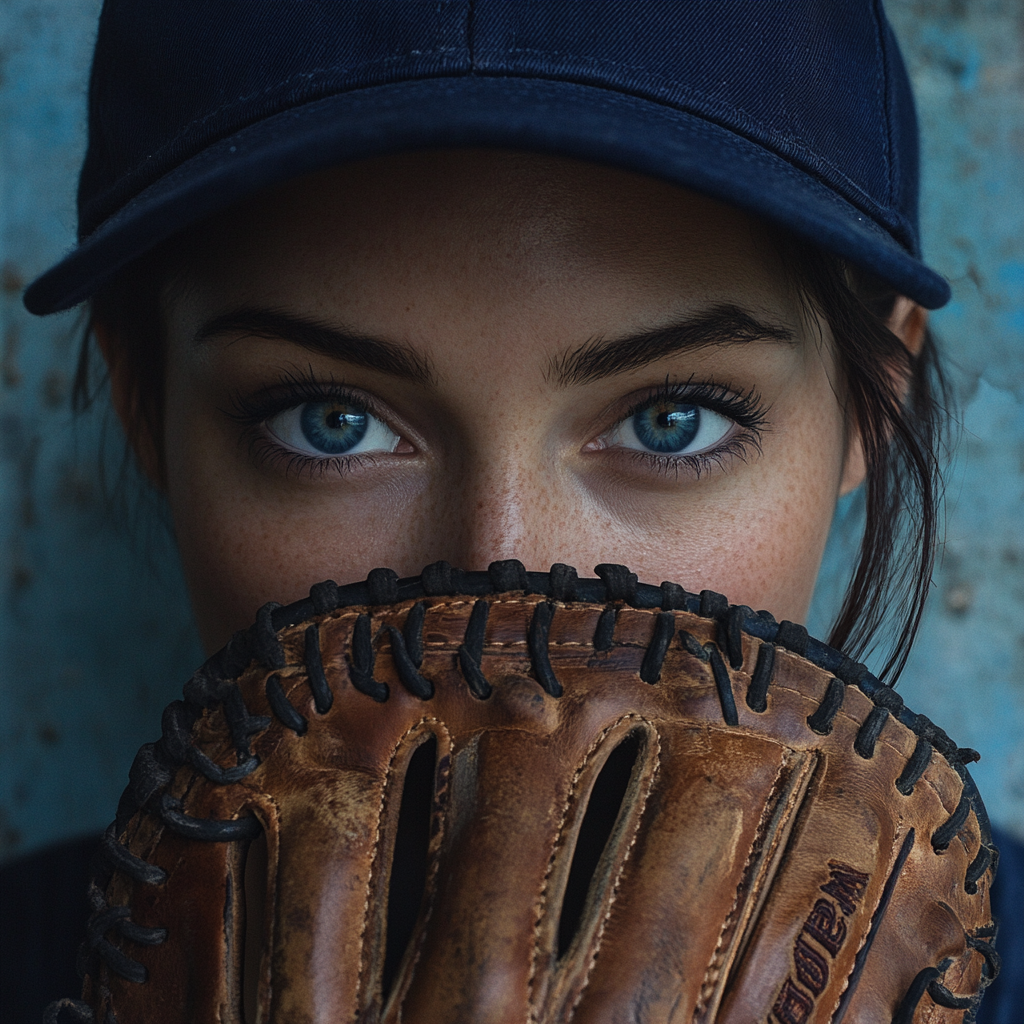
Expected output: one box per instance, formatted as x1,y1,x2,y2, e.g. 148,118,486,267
768,861,870,1024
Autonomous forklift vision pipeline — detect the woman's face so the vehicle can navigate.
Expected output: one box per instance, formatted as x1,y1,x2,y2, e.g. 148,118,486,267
156,150,860,653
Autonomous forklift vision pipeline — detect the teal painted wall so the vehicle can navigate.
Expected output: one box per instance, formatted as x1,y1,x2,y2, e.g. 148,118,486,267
1,0,1022,864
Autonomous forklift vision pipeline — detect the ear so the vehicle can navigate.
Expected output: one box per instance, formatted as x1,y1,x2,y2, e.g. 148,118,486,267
838,296,928,496
886,295,928,358
93,319,166,488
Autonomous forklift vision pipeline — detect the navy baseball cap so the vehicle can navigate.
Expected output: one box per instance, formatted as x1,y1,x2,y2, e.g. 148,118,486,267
24,0,951,316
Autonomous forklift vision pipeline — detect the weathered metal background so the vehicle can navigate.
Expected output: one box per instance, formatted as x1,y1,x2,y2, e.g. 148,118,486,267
1,0,1021,863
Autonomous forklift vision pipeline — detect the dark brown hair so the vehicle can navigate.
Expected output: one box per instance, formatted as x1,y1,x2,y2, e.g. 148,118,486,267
74,232,949,684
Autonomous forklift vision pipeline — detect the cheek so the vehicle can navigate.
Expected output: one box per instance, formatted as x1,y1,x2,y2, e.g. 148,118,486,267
582,383,848,622
668,394,846,620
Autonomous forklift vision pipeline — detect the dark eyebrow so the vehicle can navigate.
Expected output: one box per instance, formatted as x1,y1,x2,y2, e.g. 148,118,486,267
194,306,435,385
549,304,795,388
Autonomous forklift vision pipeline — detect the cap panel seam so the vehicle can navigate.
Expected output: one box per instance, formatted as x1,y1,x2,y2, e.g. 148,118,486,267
869,0,896,209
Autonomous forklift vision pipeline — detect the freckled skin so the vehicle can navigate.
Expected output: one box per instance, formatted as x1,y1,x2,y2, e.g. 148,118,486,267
149,150,872,653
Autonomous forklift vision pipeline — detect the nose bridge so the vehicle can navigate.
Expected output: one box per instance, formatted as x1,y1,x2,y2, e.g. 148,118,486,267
440,437,560,570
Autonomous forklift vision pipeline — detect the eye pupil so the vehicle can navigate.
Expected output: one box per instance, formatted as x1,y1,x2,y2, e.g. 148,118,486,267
301,401,369,454
634,402,699,453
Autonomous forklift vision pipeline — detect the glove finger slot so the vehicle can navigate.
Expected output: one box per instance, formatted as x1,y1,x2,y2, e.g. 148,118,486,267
380,733,439,1007
555,728,644,961
395,730,582,1024
537,717,660,1022
570,730,812,1024
242,827,268,1024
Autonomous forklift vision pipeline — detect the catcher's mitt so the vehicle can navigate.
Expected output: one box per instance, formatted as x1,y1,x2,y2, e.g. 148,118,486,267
50,562,999,1024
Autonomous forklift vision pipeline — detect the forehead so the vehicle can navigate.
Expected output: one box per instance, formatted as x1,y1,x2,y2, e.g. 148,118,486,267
180,150,799,329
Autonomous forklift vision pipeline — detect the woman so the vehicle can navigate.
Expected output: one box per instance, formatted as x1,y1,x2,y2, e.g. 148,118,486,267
7,0,1019,1018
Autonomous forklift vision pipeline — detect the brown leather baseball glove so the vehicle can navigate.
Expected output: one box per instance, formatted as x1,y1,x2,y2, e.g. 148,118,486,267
49,561,999,1024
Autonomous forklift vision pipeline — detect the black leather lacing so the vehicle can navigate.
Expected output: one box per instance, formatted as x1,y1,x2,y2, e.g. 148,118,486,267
895,736,932,795
592,607,617,652
490,557,528,591
349,613,388,702
403,601,427,668
549,562,579,601
806,678,845,735
158,794,260,842
706,643,739,726
51,559,996,1023
266,674,308,735
309,579,339,615
721,604,748,670
366,566,399,604
304,625,333,713
42,999,99,1024
854,706,890,759
386,625,434,699
745,642,775,712
892,961,980,1023
596,563,637,602
699,588,727,621
931,792,972,852
964,845,993,895
528,601,562,697
639,611,675,684
457,600,493,699
678,629,709,662
967,934,1001,981
252,602,285,670
99,824,166,887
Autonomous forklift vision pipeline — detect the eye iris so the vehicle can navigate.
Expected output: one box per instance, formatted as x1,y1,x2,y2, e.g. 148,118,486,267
634,402,699,453
300,401,368,454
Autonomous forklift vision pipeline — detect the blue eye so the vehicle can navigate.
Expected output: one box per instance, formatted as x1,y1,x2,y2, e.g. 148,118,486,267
604,399,733,456
267,399,400,457
632,402,699,453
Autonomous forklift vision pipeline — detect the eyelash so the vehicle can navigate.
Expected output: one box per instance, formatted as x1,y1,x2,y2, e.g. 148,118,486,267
611,379,769,479
225,370,769,480
225,369,394,479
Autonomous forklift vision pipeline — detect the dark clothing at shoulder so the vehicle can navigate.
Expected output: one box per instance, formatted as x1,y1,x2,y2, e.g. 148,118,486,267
0,836,95,1024
976,826,1024,1024
2,829,1021,1022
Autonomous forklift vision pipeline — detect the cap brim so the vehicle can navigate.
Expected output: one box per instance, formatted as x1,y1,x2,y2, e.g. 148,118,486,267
24,76,950,314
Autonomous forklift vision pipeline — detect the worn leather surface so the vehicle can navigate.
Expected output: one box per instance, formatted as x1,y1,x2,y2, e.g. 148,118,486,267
87,591,996,1023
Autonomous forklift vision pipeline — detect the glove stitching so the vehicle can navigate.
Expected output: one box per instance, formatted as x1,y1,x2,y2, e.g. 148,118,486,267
568,725,660,1022
390,717,452,1022
527,717,626,1017
526,713,648,1020
695,751,791,1014
772,675,973,856
354,719,439,1016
